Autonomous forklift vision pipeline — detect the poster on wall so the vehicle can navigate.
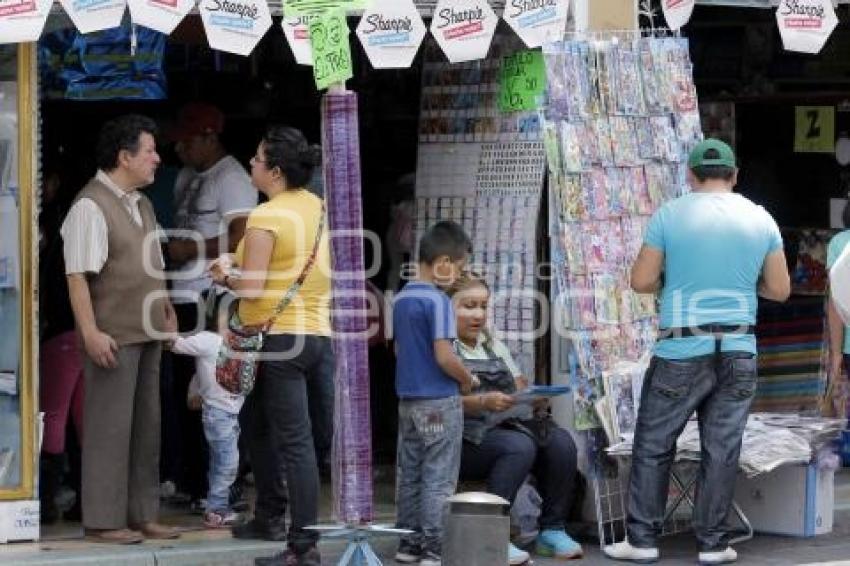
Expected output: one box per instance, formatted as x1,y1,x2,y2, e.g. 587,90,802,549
776,0,838,55
282,15,315,65
198,0,272,56
502,0,569,49
661,0,695,31
0,0,51,44
58,0,127,34
127,0,195,36
430,0,498,63
356,0,426,69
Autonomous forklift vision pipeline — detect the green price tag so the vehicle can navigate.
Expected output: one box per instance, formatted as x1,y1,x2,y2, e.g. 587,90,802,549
309,9,353,91
285,0,367,16
499,50,547,113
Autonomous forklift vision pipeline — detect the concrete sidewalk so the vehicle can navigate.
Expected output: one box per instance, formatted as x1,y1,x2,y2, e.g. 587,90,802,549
4,512,850,565
2,471,850,565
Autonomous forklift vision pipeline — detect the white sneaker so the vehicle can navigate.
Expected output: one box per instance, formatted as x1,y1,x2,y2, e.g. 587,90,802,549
508,542,530,565
699,547,737,565
603,540,659,563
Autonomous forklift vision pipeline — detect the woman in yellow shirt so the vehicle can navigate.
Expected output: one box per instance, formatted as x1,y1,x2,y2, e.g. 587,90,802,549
210,126,330,566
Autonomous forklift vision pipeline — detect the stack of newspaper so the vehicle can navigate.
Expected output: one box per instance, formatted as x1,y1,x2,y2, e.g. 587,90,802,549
606,413,844,477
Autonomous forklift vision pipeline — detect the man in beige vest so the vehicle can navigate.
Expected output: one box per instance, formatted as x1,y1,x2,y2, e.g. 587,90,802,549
61,114,180,544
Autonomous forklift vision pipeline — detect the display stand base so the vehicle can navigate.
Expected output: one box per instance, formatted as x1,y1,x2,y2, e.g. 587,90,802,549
307,523,411,566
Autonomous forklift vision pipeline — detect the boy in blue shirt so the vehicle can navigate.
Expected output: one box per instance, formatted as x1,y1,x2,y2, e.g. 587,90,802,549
393,221,478,566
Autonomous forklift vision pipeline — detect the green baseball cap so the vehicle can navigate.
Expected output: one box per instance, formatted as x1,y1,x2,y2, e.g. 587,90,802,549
687,139,737,169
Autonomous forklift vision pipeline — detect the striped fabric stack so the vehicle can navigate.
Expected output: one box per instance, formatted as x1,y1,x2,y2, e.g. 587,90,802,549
754,296,826,414
322,90,373,524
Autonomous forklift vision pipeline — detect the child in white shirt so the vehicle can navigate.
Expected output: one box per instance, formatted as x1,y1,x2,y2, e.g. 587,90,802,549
171,293,243,528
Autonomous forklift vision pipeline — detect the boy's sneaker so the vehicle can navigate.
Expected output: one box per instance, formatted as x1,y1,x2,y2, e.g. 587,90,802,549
698,547,737,565
535,529,583,559
203,510,239,529
509,542,531,565
419,549,441,566
603,540,659,563
394,540,422,563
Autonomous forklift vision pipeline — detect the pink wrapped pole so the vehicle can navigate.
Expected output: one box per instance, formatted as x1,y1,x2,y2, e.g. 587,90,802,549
322,89,373,524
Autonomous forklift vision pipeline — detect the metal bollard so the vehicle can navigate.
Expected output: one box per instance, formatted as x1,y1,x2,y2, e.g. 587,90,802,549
443,492,510,566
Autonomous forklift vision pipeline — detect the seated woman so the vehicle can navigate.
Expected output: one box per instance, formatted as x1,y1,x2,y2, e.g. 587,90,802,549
447,272,583,564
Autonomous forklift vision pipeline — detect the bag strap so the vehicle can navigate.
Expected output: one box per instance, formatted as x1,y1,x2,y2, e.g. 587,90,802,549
261,201,326,332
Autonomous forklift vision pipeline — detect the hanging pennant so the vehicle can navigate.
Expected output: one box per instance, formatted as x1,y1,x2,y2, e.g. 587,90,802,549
282,15,316,65
502,0,569,49
776,0,838,55
661,0,695,31
430,0,497,63
128,0,195,35
198,0,272,56
0,0,51,43
355,0,426,69
58,0,127,34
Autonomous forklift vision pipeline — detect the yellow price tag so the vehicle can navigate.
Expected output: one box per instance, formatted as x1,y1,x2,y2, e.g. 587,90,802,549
795,106,835,154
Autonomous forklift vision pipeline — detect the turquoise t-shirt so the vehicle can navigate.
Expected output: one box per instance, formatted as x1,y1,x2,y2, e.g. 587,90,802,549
645,192,783,359
826,230,850,354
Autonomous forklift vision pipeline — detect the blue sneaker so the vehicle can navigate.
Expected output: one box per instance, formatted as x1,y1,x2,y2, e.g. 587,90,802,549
536,529,583,559
509,542,531,565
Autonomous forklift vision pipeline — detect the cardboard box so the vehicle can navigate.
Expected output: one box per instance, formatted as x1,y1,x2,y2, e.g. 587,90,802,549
734,464,834,537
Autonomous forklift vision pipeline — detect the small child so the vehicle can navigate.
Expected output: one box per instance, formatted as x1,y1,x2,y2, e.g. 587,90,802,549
392,221,479,566
171,292,244,529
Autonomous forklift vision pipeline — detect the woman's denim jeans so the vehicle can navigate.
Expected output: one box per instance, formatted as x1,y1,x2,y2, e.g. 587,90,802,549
626,353,758,552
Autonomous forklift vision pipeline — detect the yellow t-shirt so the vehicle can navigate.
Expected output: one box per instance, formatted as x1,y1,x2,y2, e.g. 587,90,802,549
235,190,331,336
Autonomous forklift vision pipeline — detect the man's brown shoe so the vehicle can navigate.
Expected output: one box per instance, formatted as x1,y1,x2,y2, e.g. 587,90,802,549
130,522,181,540
84,528,144,544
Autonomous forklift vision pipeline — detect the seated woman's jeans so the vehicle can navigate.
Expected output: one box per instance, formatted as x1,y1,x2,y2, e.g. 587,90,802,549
626,353,757,552
460,425,578,530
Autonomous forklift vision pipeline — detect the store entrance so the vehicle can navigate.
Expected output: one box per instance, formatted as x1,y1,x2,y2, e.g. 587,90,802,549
36,15,418,526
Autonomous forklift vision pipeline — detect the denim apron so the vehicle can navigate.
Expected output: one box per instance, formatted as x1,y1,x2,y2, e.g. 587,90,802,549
457,341,533,445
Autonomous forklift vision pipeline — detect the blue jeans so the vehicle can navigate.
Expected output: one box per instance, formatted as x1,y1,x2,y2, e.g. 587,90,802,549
460,425,578,530
396,396,463,554
202,405,240,513
626,353,757,552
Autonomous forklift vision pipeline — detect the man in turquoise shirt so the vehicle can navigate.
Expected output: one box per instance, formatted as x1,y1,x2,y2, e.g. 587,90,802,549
605,140,790,565
827,206,850,380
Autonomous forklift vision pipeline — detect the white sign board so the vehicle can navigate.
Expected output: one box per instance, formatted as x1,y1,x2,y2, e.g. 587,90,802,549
58,0,127,34
661,0,695,31
128,0,195,35
199,0,272,56
430,0,497,63
356,0,426,69
776,0,838,55
502,0,569,49
0,0,50,44
282,15,314,66
830,198,847,230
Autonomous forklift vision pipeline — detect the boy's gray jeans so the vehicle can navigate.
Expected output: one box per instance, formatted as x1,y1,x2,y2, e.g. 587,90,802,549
395,396,463,554
626,352,757,552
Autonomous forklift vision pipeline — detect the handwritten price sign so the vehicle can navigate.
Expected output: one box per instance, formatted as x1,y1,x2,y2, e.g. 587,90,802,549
309,9,353,90
499,50,546,112
285,0,366,15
